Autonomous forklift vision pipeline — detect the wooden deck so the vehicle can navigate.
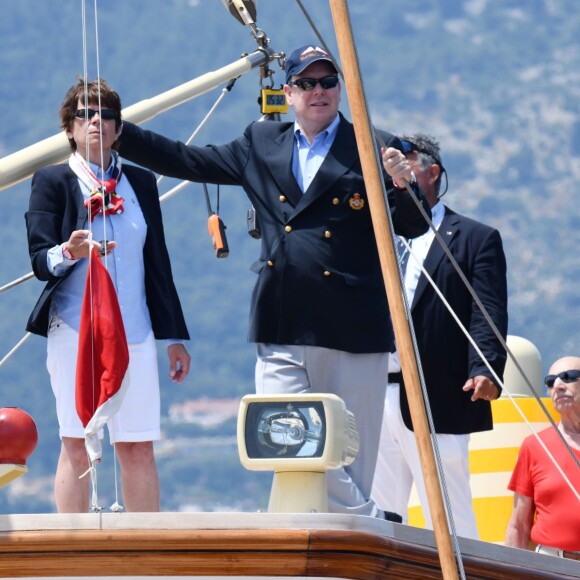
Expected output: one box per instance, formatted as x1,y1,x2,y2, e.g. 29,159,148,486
0,513,578,579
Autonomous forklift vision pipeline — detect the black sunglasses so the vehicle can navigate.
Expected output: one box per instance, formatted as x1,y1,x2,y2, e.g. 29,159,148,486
74,108,117,121
289,75,339,91
544,369,580,388
400,140,420,155
400,139,449,197
400,139,443,162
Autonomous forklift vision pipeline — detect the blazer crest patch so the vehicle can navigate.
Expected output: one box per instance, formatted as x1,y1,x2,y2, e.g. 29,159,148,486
349,193,365,210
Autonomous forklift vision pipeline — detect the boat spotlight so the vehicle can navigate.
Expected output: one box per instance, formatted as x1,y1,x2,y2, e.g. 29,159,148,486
238,393,359,513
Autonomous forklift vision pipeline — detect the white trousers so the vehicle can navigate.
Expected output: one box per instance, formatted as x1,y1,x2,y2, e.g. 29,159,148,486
256,343,388,517
371,383,479,539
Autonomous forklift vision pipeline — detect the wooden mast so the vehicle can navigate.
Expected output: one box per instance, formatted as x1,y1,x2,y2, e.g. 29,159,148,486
327,1,460,578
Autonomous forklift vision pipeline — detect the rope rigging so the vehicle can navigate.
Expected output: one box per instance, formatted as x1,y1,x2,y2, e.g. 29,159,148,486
80,0,117,512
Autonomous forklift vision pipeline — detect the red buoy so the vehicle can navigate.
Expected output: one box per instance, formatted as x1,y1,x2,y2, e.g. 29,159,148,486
0,407,38,465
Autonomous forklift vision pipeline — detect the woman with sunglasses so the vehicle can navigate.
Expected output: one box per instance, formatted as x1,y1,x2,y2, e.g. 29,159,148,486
25,78,190,513
505,356,580,559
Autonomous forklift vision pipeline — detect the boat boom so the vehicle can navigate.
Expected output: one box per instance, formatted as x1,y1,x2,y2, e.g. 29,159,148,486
0,47,274,191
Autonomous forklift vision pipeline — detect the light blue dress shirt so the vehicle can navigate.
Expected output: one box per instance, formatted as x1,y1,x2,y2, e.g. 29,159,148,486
291,114,340,192
48,162,152,344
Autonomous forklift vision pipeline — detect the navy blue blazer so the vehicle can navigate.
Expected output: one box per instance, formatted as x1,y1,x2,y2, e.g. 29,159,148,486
118,114,430,353
399,206,508,434
25,163,189,341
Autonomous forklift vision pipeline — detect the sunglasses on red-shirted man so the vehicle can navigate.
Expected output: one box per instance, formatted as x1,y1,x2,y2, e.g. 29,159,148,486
544,369,580,388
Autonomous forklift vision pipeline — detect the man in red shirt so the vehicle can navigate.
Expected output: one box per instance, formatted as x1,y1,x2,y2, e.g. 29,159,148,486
505,355,580,559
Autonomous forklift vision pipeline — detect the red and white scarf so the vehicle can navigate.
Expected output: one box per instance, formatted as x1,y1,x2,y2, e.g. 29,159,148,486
69,151,124,221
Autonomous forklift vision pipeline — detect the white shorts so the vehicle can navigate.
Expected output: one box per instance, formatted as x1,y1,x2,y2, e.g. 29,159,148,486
47,316,160,443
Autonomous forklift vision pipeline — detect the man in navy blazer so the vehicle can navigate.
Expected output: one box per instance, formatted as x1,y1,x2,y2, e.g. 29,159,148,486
372,133,508,538
117,45,431,516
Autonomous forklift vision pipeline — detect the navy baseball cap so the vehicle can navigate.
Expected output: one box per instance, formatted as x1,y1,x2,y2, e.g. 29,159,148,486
285,45,337,84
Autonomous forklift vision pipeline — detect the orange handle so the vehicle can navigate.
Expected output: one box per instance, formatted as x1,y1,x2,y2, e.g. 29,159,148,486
208,214,229,258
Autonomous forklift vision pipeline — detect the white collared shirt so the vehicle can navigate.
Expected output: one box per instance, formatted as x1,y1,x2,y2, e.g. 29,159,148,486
403,201,445,306
389,201,445,373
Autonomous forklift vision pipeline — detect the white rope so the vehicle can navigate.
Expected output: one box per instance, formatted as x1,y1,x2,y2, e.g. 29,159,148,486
159,179,194,203
78,0,123,513
393,240,466,580
93,0,111,273
81,1,88,84
397,180,580,466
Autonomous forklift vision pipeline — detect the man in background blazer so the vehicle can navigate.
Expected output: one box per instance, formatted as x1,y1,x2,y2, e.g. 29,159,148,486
372,133,508,538
118,45,431,517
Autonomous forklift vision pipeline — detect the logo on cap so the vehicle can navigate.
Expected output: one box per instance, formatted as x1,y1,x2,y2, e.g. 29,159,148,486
286,44,336,83
299,46,329,61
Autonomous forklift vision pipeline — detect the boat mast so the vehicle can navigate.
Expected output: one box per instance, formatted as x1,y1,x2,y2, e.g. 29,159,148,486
328,1,460,578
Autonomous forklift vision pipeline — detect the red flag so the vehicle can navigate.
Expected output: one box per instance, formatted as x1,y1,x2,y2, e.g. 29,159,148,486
75,247,129,463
